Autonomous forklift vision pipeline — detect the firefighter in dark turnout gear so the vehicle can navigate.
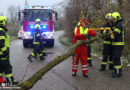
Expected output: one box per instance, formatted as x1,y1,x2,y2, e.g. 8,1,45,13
27,19,44,62
0,16,18,85
111,12,124,78
99,13,114,71
87,37,92,66
35,19,46,57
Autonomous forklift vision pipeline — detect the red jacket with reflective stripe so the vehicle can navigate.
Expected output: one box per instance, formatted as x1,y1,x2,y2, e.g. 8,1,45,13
73,26,95,44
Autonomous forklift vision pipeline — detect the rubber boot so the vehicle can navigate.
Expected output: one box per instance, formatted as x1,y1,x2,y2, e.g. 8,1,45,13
72,72,76,76
88,60,92,67
99,65,106,71
42,52,47,56
111,68,122,78
34,54,38,58
27,55,33,62
88,63,92,67
6,76,19,86
109,64,114,70
40,56,44,61
83,73,88,78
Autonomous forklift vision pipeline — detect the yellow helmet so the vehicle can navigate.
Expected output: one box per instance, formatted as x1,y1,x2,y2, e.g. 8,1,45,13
0,16,7,26
105,13,112,20
35,18,41,23
34,24,41,29
112,12,121,21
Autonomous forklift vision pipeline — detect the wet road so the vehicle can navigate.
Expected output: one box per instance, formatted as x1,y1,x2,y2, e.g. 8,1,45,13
10,31,130,90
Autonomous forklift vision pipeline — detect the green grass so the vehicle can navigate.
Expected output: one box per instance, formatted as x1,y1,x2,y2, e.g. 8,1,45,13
59,35,72,46
10,35,17,41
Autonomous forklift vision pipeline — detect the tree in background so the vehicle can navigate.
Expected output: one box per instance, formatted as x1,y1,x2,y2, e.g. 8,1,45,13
7,5,21,36
60,0,130,63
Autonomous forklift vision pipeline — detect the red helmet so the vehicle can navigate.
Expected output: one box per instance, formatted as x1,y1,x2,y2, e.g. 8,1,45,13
81,18,89,24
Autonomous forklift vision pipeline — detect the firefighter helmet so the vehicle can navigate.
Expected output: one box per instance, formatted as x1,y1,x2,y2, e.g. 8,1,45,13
81,18,89,24
112,12,121,21
35,18,41,23
0,16,7,26
105,13,113,20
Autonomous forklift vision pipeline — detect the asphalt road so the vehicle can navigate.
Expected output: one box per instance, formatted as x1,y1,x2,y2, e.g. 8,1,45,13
10,31,130,90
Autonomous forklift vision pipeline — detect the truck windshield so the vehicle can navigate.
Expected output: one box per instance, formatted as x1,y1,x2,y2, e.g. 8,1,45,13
24,9,51,21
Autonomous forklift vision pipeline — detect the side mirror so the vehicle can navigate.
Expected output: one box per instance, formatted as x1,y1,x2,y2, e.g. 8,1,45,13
18,11,21,21
55,12,58,20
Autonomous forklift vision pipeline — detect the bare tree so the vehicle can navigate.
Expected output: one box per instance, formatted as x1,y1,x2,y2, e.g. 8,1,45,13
61,0,130,63
7,5,21,36
7,5,20,23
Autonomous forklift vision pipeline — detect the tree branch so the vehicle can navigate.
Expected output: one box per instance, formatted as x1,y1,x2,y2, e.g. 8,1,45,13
19,34,102,90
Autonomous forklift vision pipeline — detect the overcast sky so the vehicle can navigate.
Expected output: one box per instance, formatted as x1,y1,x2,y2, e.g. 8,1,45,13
0,0,66,16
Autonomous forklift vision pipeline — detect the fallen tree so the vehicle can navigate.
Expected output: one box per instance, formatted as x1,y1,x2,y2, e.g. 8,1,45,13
19,34,102,90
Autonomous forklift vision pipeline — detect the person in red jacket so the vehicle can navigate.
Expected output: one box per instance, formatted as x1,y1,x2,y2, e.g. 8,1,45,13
72,18,95,77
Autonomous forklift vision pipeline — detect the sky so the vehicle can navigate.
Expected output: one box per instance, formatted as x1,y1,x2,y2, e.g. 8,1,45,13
0,0,66,16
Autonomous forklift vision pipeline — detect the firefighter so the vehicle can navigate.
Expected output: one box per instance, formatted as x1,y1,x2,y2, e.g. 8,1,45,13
72,18,95,77
0,16,18,85
87,35,92,66
77,20,93,66
27,19,44,62
35,19,46,57
87,45,92,66
99,13,114,71
110,12,124,78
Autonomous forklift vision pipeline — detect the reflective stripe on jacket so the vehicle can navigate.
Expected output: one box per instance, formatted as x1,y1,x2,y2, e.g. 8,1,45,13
101,23,112,45
0,27,10,53
74,26,89,40
112,20,124,46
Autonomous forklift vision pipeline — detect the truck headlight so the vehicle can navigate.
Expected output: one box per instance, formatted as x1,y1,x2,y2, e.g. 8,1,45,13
41,25,48,30
29,25,34,29
23,32,33,39
42,32,54,39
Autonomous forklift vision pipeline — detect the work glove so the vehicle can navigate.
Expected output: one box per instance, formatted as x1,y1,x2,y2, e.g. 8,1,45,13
111,35,114,39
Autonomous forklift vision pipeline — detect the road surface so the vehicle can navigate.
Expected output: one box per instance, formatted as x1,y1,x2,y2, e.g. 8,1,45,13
10,31,130,90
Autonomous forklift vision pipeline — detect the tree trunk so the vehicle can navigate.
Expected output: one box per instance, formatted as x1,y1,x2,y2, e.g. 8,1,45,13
19,34,102,90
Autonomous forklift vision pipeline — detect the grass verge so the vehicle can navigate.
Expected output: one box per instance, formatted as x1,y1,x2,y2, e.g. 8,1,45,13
59,35,72,46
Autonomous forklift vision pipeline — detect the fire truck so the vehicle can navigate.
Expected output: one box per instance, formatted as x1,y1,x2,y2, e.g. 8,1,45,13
18,6,58,47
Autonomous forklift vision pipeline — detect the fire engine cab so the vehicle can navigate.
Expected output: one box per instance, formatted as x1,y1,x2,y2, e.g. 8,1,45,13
18,6,58,47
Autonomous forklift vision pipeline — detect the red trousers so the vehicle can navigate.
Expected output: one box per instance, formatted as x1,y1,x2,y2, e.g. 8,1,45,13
72,45,88,74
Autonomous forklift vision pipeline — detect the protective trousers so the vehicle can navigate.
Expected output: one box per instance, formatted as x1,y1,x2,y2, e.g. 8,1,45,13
0,48,13,82
87,45,92,64
111,46,123,69
72,45,88,74
39,42,45,55
31,44,43,58
101,44,113,66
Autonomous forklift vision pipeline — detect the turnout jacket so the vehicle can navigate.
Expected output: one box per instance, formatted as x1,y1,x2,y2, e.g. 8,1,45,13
0,26,10,60
101,23,113,45
112,20,124,46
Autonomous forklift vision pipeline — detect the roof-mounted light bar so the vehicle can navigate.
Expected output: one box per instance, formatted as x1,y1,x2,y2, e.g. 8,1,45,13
25,6,52,9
